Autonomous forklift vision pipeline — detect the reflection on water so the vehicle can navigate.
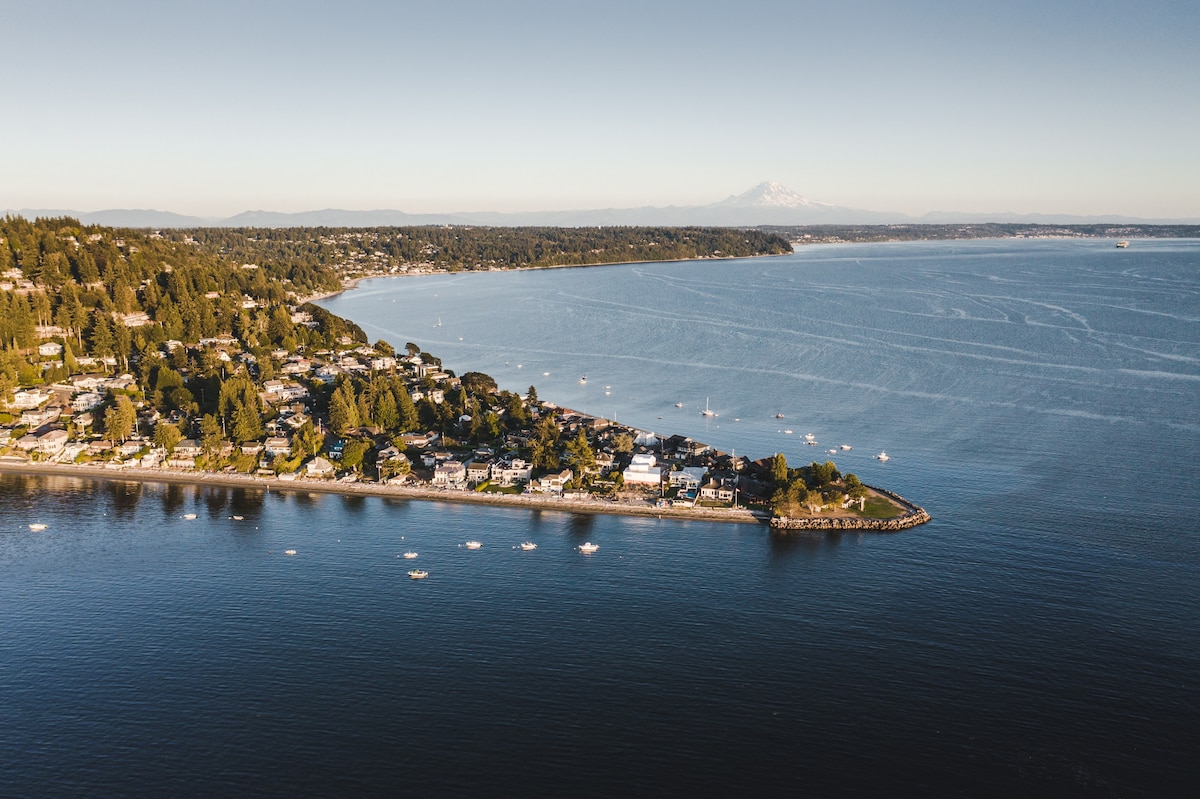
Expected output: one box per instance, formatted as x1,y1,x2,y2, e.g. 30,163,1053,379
565,513,596,538
339,494,367,513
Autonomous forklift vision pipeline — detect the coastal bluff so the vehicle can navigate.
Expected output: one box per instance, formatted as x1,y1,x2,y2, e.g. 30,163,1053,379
770,486,931,533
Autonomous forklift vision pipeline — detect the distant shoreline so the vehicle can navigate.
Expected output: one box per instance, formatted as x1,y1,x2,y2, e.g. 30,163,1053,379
297,252,789,305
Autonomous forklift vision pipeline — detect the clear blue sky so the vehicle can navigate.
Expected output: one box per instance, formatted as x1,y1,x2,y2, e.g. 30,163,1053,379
3,0,1197,218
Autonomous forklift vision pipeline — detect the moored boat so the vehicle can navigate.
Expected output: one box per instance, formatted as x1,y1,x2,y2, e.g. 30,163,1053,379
520,542,537,550
408,569,429,579
578,542,599,553
876,452,890,461
1116,240,1129,248
403,551,418,559
465,540,482,549
29,523,47,531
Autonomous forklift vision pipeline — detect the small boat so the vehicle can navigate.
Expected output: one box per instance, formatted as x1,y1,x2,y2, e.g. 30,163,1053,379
579,374,587,384
876,452,890,461
578,542,599,553
403,551,418,559
784,429,794,435
408,569,429,580
700,398,716,417
804,433,816,442
1116,240,1129,248
29,523,47,531
828,449,838,454
465,540,482,549
543,371,550,376
840,444,852,450
231,515,244,521
284,549,297,556
674,402,683,408
775,413,785,419
520,542,537,551
183,513,197,520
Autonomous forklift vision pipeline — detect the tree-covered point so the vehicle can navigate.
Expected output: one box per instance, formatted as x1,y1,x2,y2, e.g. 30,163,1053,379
169,225,793,276
768,454,868,517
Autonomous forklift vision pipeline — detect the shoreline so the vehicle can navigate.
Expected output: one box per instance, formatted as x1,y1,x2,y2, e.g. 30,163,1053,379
0,460,770,525
0,460,929,530
296,252,790,304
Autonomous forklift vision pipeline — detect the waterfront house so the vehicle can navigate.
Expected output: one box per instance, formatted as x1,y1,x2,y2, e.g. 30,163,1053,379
174,439,203,458
37,429,69,454
669,467,707,491
492,458,533,486
305,456,336,478
699,479,736,503
432,460,467,488
466,460,491,484
528,468,573,495
622,453,664,487
264,437,292,456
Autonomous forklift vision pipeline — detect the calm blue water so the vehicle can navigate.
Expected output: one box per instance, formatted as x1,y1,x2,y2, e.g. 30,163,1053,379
3,239,1198,796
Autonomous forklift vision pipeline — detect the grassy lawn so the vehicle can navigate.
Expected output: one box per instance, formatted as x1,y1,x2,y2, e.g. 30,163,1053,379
852,496,903,519
479,482,522,494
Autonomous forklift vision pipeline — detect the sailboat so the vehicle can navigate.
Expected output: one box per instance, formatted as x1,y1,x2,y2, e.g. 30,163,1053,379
700,398,716,417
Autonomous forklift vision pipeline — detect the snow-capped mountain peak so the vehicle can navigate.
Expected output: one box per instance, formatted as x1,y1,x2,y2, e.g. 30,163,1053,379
714,181,831,209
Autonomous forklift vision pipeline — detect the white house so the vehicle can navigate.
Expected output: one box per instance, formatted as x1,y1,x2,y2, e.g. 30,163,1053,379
432,460,467,488
669,467,707,491
528,468,573,495
71,392,104,412
37,429,69,454
622,453,664,487
492,458,533,486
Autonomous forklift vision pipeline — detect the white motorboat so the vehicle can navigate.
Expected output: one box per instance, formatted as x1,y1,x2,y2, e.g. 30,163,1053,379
674,402,683,407
876,452,890,461
578,542,599,553
1116,240,1129,248
403,551,418,559
828,449,838,454
284,549,297,556
784,429,794,435
804,433,816,442
183,513,197,520
775,413,785,419
408,569,429,580
29,523,47,531
465,540,482,549
579,374,587,384
520,542,537,551
840,444,852,450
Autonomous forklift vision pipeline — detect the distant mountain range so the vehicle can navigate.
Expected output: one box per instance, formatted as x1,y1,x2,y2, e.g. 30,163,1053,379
7,182,1195,227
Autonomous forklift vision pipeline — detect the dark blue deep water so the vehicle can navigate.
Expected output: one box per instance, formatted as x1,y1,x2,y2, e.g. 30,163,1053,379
3,239,1198,797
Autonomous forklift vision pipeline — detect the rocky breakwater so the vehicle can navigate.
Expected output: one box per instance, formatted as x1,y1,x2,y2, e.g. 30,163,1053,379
769,485,931,533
